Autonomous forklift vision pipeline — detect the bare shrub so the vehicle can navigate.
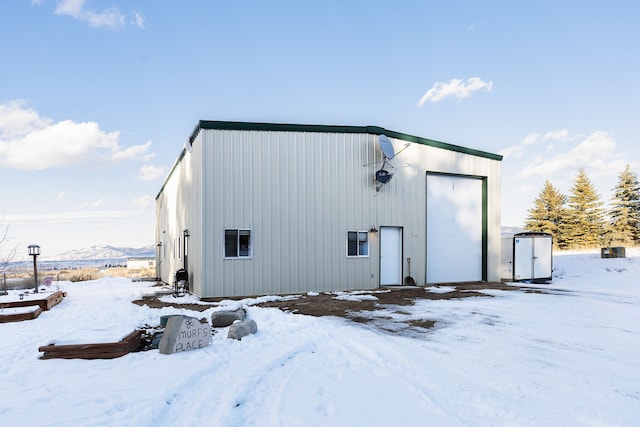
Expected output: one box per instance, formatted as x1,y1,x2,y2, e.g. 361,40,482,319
3,266,156,285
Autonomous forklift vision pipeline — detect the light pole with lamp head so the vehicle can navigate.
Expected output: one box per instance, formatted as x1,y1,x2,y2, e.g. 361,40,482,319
28,244,40,294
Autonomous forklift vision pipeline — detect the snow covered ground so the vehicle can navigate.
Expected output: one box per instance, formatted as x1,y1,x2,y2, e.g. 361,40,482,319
1,251,639,426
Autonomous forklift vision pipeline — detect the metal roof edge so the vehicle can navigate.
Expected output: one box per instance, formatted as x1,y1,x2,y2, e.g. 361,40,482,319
160,121,503,198
155,147,187,200
371,127,503,161
189,120,503,161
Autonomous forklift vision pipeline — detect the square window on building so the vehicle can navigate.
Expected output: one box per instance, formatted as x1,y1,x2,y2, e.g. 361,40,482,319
225,229,252,258
347,231,368,257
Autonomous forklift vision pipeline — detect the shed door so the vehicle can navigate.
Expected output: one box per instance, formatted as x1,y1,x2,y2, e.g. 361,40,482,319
532,237,552,279
515,236,552,280
380,227,402,286
513,237,534,280
426,174,483,283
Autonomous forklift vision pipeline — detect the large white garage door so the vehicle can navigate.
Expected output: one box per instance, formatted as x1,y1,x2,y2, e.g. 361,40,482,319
426,174,483,283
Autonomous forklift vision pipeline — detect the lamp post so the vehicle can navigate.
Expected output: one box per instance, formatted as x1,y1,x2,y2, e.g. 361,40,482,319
28,244,40,294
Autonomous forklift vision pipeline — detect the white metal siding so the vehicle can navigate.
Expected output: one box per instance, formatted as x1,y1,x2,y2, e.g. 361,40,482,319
158,128,502,297
199,130,380,297
155,144,203,294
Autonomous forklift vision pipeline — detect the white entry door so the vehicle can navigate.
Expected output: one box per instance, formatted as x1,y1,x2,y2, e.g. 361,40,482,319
380,226,402,286
426,174,483,283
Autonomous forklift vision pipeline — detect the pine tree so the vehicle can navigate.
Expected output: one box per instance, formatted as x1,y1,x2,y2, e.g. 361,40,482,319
524,180,566,248
562,169,607,249
609,164,640,246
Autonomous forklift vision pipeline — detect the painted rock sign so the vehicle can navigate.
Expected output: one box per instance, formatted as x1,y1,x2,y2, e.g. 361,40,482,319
158,315,211,355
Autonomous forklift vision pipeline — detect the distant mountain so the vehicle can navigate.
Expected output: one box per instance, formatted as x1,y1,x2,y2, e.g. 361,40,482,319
50,244,155,261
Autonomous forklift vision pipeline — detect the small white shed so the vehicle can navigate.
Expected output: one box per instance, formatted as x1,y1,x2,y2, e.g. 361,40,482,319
501,232,553,283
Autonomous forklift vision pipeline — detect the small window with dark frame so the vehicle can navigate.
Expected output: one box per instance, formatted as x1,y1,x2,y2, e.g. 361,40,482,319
224,228,252,258
347,231,369,257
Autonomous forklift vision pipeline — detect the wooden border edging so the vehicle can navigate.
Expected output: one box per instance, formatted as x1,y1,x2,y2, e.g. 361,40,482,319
0,291,66,311
0,291,66,323
39,330,142,360
44,291,66,310
0,306,43,323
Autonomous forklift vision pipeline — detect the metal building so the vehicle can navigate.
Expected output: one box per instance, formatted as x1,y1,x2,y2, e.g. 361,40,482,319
156,121,503,298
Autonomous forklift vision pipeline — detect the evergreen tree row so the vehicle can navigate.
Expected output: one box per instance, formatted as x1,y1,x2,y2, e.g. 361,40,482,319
524,165,640,249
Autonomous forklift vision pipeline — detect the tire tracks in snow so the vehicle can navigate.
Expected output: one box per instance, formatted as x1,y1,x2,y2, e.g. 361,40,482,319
147,310,461,426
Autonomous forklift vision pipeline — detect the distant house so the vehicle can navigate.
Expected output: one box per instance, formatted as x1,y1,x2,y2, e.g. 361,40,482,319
156,121,503,298
126,257,156,270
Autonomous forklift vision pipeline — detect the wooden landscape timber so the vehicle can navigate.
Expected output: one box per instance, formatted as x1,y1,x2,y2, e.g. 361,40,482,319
0,306,43,323
38,330,142,360
0,291,66,323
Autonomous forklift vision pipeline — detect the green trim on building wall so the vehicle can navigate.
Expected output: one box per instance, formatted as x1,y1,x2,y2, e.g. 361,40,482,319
190,120,503,161
482,178,488,281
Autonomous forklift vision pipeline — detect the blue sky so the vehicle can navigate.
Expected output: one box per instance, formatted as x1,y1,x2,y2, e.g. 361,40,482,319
1,0,639,259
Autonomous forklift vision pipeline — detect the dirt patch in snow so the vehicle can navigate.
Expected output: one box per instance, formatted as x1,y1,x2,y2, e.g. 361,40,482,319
251,282,544,331
133,282,544,334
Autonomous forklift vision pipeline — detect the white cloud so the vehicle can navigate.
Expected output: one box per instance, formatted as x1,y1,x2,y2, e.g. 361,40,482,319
55,0,84,15
55,0,125,30
0,101,154,170
44,0,146,31
522,133,540,146
56,191,67,201
112,140,154,162
132,11,145,29
500,129,571,159
500,133,537,159
6,195,154,226
542,129,569,141
138,165,165,182
131,195,154,210
5,210,132,224
501,130,628,226
514,131,625,182
499,145,523,159
0,100,50,137
417,77,493,106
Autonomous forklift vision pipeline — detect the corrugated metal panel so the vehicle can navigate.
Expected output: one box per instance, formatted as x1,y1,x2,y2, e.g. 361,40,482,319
198,130,380,297
158,126,502,297
155,139,205,295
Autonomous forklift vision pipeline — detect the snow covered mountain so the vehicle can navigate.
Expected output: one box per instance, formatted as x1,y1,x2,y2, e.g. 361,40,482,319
50,244,155,261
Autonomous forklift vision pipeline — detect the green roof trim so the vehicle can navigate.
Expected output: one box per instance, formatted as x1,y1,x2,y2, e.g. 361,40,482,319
155,146,187,200
190,120,503,161
158,120,503,199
